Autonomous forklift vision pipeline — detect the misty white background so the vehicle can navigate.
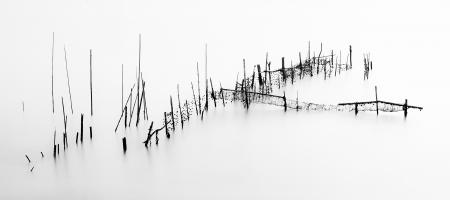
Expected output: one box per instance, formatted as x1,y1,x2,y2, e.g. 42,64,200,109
1,0,450,199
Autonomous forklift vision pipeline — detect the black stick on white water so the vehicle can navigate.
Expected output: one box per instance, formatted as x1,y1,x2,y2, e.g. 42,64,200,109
220,83,225,107
25,154,31,163
204,44,209,112
170,96,175,131
191,82,198,115
164,112,170,139
121,64,124,112
143,121,153,148
51,32,55,114
177,84,183,129
80,113,84,143
122,137,127,153
90,49,93,116
196,62,201,115
114,87,134,132
63,46,74,114
210,78,216,108
185,100,190,121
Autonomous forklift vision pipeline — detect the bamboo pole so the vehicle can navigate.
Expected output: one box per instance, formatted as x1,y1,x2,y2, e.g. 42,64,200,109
220,83,225,107
144,122,153,148
51,32,55,114
191,82,198,115
197,62,201,114
210,78,216,107
205,44,208,111
299,52,302,79
164,112,170,138
317,43,322,75
186,100,190,121
349,45,352,67
122,64,123,111
136,35,141,123
281,57,285,82
80,113,84,143
177,84,183,129
375,86,379,115
63,46,74,114
170,96,175,131
90,49,93,116
25,154,31,163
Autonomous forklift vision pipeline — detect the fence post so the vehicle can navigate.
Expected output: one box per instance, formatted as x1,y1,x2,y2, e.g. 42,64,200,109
403,99,408,118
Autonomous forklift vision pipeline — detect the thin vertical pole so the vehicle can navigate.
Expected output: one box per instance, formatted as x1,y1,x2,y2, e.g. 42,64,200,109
177,84,183,129
122,64,124,111
191,82,198,115
197,62,201,114
205,44,208,111
375,86,379,115
51,32,55,114
90,49,93,116
64,46,74,114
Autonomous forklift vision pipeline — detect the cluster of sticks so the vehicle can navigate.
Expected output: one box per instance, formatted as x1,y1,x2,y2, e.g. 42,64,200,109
113,35,150,152
52,34,95,160
25,33,95,171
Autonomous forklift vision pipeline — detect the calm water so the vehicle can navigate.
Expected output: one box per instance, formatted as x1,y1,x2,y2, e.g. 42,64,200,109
1,0,449,199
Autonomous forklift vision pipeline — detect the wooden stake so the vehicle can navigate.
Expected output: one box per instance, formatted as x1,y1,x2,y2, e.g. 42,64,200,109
122,64,123,111
122,137,127,153
404,99,408,118
80,113,84,143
